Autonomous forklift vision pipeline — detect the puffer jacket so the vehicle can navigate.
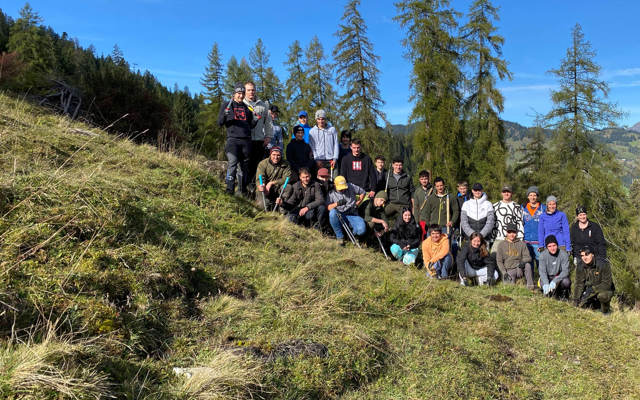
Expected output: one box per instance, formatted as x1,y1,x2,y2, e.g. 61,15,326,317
460,193,495,239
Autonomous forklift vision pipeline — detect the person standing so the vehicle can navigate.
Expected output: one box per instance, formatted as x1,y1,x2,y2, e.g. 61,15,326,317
218,83,256,195
384,158,414,222
491,185,524,253
340,139,377,199
423,177,459,237
244,81,273,181
521,186,546,266
570,206,607,263
337,130,352,174
286,125,314,175
460,183,495,241
292,110,311,143
412,170,433,238
309,110,339,175
268,105,284,151
374,156,387,192
538,195,571,254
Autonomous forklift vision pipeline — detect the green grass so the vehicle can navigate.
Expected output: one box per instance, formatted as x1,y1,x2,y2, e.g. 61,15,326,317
1,92,640,399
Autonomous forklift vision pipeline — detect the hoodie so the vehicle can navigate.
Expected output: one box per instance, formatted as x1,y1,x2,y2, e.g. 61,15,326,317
496,237,531,275
538,248,570,287
243,98,273,141
292,122,311,143
422,233,450,264
309,125,339,162
538,210,571,251
460,193,495,239
340,152,377,192
217,101,256,140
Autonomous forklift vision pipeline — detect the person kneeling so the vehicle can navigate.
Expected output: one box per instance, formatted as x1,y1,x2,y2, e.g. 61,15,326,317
496,223,534,289
282,168,326,229
572,245,613,314
390,208,421,266
327,176,366,246
256,147,291,211
457,232,498,286
538,235,571,297
422,225,452,279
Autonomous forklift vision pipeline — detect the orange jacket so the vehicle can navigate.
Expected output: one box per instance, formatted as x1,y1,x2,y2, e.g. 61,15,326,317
422,234,450,264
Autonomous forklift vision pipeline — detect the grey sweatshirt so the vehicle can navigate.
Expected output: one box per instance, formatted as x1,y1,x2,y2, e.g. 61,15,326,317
538,248,570,286
243,98,273,141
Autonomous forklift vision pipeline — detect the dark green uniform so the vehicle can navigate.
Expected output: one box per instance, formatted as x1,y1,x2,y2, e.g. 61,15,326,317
573,257,613,313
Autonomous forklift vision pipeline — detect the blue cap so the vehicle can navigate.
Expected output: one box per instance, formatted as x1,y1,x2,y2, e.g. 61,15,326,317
298,110,308,117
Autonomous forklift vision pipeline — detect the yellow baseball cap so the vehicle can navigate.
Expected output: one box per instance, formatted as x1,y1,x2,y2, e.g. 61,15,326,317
334,175,348,190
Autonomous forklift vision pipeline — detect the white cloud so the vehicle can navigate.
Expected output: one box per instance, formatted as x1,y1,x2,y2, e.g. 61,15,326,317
603,67,640,79
610,80,640,88
499,84,556,92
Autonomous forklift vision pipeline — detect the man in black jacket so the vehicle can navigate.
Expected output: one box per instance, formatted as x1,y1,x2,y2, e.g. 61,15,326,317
218,82,257,195
573,245,613,314
340,139,377,199
384,158,414,222
374,156,387,192
286,125,314,176
283,168,326,229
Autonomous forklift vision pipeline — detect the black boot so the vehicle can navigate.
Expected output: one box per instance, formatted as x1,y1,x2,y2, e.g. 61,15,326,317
225,179,235,195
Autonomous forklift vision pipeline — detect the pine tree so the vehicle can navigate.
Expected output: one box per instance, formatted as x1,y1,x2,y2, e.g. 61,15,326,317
395,0,464,186
283,40,308,125
111,44,125,67
303,36,337,119
223,56,253,97
249,39,269,98
332,0,386,130
198,43,226,158
7,3,55,86
201,43,224,104
461,0,511,195
515,120,548,189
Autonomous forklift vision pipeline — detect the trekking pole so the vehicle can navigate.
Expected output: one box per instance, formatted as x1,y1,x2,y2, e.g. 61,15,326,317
376,233,390,259
330,164,334,181
258,175,267,212
337,212,361,248
272,176,290,212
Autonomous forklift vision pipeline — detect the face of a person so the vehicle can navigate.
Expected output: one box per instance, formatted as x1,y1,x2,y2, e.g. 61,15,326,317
341,135,350,146
392,162,403,174
502,191,512,201
506,231,517,241
402,210,411,223
580,251,594,264
577,212,588,224
299,115,307,125
270,111,278,120
547,242,558,254
458,185,468,196
374,197,385,207
472,189,482,199
375,159,384,171
471,236,481,248
350,143,361,157
431,230,442,242
317,175,327,182
269,151,281,164
435,181,445,194
547,201,557,213
233,91,244,102
317,117,327,128
419,176,429,188
300,172,311,186
528,192,538,204
244,84,256,101
295,129,304,141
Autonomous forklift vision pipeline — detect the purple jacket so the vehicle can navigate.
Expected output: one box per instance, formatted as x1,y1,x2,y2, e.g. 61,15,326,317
538,210,571,251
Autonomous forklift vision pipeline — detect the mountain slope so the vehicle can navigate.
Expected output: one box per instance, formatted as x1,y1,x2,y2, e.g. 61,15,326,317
1,93,640,399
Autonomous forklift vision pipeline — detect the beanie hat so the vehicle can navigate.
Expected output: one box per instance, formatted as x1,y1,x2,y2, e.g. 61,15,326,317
546,195,557,204
315,109,326,119
374,191,388,201
233,82,245,93
545,235,558,247
472,183,483,191
527,186,539,196
269,146,282,154
576,205,587,215
292,125,304,134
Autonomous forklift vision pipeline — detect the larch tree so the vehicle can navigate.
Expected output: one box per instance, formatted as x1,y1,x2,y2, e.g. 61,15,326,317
303,36,338,120
283,40,309,126
333,0,386,130
395,0,465,186
223,56,253,97
460,0,511,195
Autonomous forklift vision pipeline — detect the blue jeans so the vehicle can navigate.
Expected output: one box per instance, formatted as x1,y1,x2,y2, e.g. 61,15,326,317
430,253,453,278
329,209,366,239
390,244,419,265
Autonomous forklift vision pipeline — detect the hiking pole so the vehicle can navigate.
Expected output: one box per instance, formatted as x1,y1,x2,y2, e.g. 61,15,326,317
258,175,267,212
376,233,390,259
272,176,290,212
330,164,334,181
337,212,361,248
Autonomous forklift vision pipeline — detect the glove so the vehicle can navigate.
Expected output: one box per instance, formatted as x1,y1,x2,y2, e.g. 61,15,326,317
337,199,347,206
542,284,550,295
224,107,232,117
573,257,578,266
549,281,557,292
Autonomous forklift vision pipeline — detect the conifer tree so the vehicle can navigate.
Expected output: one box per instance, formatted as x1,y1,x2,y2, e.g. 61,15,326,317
111,44,125,67
7,3,55,86
304,36,337,118
395,0,464,186
333,0,386,130
283,40,308,124
461,0,511,194
0,9,12,53
223,56,253,97
198,43,226,157
201,43,224,105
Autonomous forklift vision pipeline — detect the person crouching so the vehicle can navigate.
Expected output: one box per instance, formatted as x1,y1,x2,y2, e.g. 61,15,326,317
422,224,453,279
390,208,421,266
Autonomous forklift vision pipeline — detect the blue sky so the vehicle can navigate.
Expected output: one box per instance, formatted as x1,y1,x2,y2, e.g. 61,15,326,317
3,0,640,128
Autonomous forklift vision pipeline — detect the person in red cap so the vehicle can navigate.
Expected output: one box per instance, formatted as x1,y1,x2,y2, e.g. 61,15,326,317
255,146,291,210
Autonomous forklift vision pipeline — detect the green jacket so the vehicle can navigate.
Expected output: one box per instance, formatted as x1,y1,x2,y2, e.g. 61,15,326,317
412,185,433,222
255,158,291,187
573,258,613,304
423,192,459,228
364,201,388,229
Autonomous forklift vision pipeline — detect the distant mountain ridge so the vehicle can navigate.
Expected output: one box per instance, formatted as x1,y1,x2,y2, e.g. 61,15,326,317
630,121,640,133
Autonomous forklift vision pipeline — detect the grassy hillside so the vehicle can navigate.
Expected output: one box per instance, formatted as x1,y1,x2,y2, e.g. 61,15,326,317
1,92,640,399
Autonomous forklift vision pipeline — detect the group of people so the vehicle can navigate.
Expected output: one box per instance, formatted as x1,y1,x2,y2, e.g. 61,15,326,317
219,81,614,314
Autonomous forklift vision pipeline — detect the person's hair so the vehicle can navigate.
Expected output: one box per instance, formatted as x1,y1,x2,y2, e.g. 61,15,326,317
375,155,385,162
457,180,468,187
341,130,352,139
429,224,442,233
351,138,361,146
269,104,279,112
392,157,403,164
244,81,255,88
419,170,430,178
434,176,445,185
469,232,489,257
298,168,311,176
